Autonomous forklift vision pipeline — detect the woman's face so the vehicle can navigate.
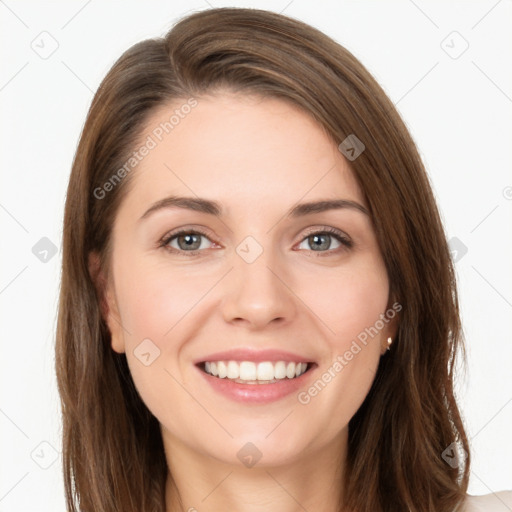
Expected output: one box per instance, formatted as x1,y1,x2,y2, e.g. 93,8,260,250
95,93,396,467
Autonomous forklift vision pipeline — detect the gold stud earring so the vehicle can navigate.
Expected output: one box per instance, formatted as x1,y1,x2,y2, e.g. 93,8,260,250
386,337,393,351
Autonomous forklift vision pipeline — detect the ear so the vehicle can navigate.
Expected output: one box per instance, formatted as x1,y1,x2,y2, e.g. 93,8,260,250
88,251,126,354
379,300,401,356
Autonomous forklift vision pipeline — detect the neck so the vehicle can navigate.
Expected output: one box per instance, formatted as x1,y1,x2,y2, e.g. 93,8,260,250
164,428,348,512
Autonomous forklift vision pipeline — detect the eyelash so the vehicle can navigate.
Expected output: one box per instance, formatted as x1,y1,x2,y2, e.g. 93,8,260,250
158,226,353,257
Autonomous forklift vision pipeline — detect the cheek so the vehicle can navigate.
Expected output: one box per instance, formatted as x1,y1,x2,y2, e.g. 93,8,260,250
112,258,205,425
300,258,390,345
114,256,212,345
295,258,388,418
300,260,389,419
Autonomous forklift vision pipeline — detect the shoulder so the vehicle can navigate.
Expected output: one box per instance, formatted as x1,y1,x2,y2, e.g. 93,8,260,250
458,491,512,511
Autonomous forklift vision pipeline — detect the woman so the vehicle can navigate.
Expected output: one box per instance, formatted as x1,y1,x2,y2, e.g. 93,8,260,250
55,7,512,512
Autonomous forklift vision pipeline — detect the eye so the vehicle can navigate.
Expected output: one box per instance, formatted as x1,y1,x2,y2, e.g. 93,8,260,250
296,227,353,255
160,228,215,255
159,226,353,256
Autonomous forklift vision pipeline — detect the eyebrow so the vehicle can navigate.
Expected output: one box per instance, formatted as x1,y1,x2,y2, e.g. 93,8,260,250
138,195,369,222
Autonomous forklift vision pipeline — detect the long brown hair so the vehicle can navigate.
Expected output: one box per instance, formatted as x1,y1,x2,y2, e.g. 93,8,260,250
55,7,470,511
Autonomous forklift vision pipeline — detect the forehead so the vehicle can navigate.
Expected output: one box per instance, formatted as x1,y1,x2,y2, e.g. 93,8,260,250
120,93,366,219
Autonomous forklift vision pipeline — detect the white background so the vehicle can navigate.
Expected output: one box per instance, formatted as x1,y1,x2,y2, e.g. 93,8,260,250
1,1,511,510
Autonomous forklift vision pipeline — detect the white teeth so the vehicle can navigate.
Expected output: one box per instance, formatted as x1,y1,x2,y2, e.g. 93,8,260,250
227,360,239,379
274,361,287,379
217,361,227,378
240,361,257,380
257,362,274,380
202,360,309,382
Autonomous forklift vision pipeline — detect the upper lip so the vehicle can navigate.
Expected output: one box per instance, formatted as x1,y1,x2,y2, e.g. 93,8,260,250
194,348,315,364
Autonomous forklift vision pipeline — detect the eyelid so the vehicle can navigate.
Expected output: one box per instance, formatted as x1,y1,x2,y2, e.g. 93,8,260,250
159,224,216,242
299,225,351,242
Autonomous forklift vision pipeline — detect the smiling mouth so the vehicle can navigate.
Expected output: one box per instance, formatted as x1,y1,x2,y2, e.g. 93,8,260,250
197,360,316,384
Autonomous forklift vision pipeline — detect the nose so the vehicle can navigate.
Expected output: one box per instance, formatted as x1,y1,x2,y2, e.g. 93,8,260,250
220,248,297,330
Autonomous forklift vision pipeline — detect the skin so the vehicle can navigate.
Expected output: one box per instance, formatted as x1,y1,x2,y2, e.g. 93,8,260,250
91,92,398,512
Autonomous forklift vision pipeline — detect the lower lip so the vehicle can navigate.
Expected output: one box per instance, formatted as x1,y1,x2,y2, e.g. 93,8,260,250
195,364,317,404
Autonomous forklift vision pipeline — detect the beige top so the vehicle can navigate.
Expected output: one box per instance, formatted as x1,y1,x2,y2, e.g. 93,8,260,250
460,491,512,511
